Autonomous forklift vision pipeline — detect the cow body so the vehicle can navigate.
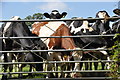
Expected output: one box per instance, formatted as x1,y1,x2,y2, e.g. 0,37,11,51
32,21,82,78
112,20,120,34
32,10,83,78
1,16,47,78
66,16,110,70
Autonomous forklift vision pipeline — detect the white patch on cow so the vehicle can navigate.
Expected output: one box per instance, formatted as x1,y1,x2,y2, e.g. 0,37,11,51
32,22,39,26
69,21,93,34
3,16,20,43
106,56,111,69
97,47,108,55
52,12,58,15
101,32,107,35
0,54,4,71
3,16,20,33
97,12,106,23
100,51,108,55
39,21,66,48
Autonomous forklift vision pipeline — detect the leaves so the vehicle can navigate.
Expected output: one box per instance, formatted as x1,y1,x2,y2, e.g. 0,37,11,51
24,13,44,29
110,33,120,78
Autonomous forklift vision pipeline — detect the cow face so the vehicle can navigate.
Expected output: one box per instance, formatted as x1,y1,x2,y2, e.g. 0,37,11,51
96,11,110,23
96,11,110,18
44,10,67,19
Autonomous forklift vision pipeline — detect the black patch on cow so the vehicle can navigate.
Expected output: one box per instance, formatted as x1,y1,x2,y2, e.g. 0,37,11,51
73,21,83,28
44,10,67,19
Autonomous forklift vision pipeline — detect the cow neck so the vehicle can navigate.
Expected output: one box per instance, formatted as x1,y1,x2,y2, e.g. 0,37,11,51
48,24,76,49
32,22,48,35
38,21,66,40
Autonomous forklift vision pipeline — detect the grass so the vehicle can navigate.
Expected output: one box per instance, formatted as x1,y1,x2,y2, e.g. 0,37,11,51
0,64,46,79
0,62,112,79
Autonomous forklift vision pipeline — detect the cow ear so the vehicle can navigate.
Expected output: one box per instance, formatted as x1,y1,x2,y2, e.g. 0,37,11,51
44,13,51,18
96,13,99,18
61,12,67,18
105,12,110,17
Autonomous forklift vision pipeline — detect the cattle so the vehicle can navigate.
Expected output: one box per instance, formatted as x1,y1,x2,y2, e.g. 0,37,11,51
32,10,82,78
44,10,67,19
1,16,47,78
112,20,120,34
112,20,120,42
92,10,113,47
65,16,110,71
0,26,5,72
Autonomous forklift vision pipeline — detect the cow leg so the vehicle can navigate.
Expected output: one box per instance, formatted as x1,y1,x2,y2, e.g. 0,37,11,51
71,51,83,78
7,53,13,78
0,55,3,72
54,52,65,78
18,53,26,78
102,55,110,70
80,61,83,70
46,52,54,78
94,59,98,70
85,60,89,70
100,51,111,70
3,53,8,72
60,64,66,78
88,56,93,70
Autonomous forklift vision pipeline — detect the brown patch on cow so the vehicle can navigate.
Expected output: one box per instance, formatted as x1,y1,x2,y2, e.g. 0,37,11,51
48,24,76,50
32,22,48,35
32,22,76,55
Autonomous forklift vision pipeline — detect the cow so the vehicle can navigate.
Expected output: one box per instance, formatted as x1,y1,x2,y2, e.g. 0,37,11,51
92,10,114,47
0,26,5,72
1,16,47,78
44,10,67,19
32,10,82,78
112,20,120,34
65,16,110,71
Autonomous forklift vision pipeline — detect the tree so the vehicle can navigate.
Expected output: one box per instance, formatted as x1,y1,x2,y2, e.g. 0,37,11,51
24,13,44,29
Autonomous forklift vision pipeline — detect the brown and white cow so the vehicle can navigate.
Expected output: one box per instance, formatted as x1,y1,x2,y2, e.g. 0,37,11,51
32,21,82,78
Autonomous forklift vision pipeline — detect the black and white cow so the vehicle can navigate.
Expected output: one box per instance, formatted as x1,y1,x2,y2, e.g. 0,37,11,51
1,16,47,78
112,20,120,48
44,10,67,19
92,11,114,48
92,11,111,34
66,17,110,70
112,20,120,34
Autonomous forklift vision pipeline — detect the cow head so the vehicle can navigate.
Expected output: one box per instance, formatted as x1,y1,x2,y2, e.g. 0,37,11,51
44,10,67,19
96,10,110,18
96,11,110,23
93,11,111,34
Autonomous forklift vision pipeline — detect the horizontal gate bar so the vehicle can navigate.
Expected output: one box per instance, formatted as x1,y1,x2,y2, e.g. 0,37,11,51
0,70,111,75
0,48,114,53
0,34,115,39
0,60,116,65
8,77,120,80
0,17,120,22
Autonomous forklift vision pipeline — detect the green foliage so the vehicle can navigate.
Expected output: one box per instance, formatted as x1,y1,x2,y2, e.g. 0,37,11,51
109,33,120,79
24,13,44,29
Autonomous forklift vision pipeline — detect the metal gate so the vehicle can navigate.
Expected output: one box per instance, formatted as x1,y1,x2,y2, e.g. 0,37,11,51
0,17,120,80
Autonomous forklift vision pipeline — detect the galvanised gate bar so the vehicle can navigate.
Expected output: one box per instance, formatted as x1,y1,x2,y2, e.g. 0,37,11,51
0,17,120,80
